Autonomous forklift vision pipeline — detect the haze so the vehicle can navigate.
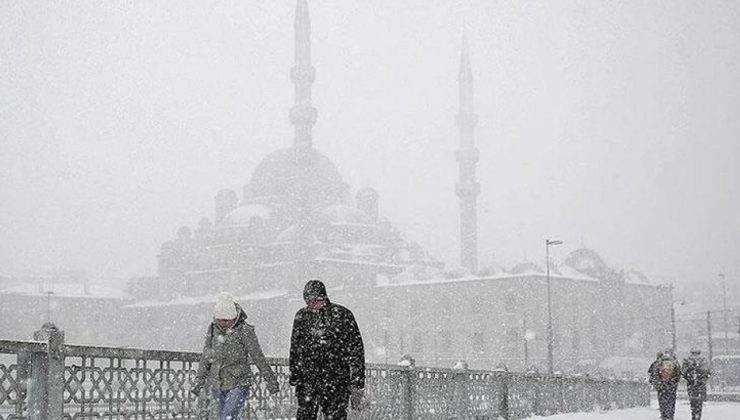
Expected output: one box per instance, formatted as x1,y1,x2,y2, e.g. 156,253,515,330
1,1,738,300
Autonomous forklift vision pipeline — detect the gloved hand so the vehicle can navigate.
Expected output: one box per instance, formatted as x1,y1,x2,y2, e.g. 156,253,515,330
349,387,365,411
267,378,280,395
190,385,202,398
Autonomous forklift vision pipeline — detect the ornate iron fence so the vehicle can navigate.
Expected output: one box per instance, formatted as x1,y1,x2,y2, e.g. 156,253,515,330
1,324,650,420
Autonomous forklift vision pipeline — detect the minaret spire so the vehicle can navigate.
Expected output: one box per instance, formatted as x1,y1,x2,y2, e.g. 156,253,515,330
290,0,317,155
455,31,480,273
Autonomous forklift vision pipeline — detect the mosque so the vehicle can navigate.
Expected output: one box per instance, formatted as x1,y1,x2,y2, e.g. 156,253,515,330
0,1,673,374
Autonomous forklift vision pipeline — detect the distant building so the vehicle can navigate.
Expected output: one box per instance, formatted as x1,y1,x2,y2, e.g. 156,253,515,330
0,1,674,374
0,274,133,345
117,1,673,372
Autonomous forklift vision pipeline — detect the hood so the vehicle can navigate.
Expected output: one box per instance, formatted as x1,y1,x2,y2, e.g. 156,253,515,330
303,279,328,301
234,303,248,326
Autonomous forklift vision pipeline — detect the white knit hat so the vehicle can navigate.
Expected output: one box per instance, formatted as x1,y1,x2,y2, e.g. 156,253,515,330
213,292,237,320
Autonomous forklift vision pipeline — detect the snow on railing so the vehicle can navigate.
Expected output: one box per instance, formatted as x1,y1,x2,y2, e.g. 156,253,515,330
0,324,650,420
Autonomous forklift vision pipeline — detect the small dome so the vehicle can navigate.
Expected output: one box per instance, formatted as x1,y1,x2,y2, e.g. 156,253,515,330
220,204,274,227
562,248,610,278
477,264,508,276
510,261,544,275
320,205,372,225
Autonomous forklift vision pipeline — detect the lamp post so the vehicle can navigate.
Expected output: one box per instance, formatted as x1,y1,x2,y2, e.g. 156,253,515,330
46,291,54,322
668,284,676,352
720,273,728,355
546,239,563,374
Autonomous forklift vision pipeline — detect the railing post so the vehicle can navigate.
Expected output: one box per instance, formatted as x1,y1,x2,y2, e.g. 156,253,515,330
556,372,564,413
17,349,32,415
451,361,469,418
533,373,543,416
30,322,65,420
494,366,509,420
402,367,415,420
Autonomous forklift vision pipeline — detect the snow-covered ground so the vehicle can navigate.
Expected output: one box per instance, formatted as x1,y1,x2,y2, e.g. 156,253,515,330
523,400,740,419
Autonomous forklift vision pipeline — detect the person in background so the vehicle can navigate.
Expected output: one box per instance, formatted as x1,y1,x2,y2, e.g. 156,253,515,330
682,347,711,420
289,280,365,419
192,292,279,420
648,349,681,420
648,351,664,388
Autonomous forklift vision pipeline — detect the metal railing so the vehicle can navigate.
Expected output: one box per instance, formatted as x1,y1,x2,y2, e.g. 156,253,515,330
0,324,650,420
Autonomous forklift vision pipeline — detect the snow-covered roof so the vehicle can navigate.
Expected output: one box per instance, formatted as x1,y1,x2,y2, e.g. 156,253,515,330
0,283,132,300
555,265,600,282
712,355,740,361
624,270,651,285
126,289,287,308
380,269,600,288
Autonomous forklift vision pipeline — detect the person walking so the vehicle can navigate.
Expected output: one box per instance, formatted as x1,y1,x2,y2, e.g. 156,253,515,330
682,348,711,420
192,292,280,420
648,351,664,388
289,280,365,419
648,349,681,420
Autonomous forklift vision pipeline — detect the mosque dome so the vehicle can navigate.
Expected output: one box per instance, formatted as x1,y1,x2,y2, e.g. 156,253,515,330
248,148,347,202
562,248,610,279
510,261,544,275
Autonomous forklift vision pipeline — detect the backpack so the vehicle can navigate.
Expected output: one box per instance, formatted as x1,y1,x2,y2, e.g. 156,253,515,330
658,360,676,382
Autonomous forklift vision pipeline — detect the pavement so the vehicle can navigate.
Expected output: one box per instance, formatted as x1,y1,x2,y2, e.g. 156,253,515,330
523,400,740,419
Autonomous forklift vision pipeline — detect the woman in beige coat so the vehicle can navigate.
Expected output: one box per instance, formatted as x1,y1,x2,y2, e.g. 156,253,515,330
192,292,279,420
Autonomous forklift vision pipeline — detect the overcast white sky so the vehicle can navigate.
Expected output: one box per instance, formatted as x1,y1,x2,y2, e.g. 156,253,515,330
1,1,738,296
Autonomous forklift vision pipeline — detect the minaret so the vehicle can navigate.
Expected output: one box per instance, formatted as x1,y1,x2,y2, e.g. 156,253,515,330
290,0,317,157
290,0,317,246
455,33,480,273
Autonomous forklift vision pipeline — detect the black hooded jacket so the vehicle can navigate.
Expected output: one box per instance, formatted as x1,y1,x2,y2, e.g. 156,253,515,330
289,296,365,389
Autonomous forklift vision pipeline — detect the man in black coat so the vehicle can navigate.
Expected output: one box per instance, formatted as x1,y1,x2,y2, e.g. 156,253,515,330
682,348,711,420
289,280,365,420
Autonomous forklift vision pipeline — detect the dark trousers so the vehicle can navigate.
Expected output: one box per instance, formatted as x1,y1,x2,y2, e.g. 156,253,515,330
296,383,350,420
689,399,704,420
657,385,677,420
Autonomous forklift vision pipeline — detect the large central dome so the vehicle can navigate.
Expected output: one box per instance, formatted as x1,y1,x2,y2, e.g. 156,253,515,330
247,147,349,205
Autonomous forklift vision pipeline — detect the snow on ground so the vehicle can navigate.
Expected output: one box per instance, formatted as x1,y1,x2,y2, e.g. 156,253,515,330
523,400,740,419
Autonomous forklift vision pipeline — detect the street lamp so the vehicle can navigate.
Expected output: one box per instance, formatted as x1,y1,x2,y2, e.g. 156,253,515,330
720,273,728,355
546,239,563,374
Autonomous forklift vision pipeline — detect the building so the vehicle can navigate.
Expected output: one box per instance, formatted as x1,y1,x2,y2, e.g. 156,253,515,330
117,1,672,372
1,1,673,374
0,273,133,345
